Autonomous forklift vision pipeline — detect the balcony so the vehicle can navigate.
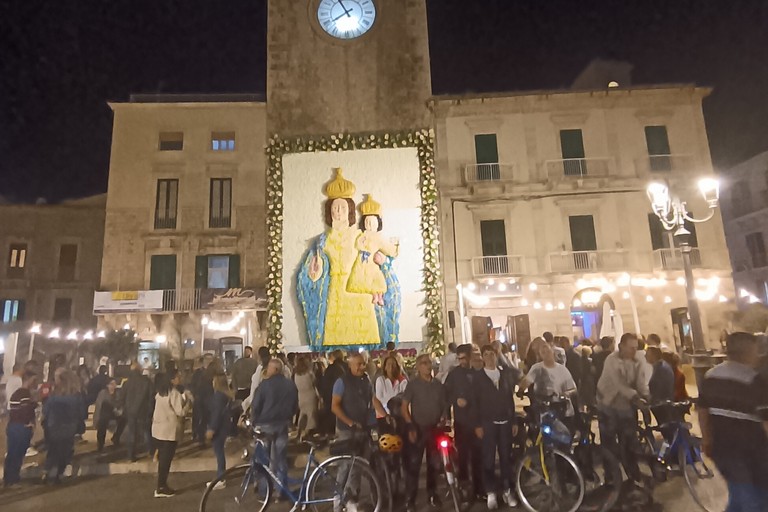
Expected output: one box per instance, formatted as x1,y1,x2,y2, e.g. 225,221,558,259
651,248,729,271
547,250,631,273
635,154,697,175
463,163,515,184
545,157,612,180
471,255,526,277
154,214,177,230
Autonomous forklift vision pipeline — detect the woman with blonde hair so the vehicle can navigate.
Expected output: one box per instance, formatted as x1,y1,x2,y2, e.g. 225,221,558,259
206,372,234,490
293,356,319,442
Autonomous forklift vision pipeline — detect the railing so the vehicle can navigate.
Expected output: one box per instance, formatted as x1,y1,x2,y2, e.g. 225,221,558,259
209,216,232,229
162,289,203,312
471,255,526,277
154,214,177,230
545,157,612,180
652,248,711,270
547,250,631,273
635,154,697,175
463,163,515,184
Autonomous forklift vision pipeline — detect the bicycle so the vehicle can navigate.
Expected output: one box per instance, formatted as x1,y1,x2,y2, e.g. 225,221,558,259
199,427,385,512
635,400,728,512
515,396,585,512
435,426,468,512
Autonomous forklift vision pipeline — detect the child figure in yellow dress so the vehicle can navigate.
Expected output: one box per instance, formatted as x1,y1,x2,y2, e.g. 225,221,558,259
347,195,399,306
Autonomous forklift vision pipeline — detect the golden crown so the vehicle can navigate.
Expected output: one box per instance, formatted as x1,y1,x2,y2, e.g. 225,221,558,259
360,194,382,216
324,168,356,199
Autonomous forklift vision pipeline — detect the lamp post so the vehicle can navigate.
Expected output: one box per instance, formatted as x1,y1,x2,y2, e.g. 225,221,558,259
647,178,720,387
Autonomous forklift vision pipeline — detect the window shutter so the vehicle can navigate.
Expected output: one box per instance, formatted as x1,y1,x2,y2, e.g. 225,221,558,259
195,256,208,289
569,215,597,251
559,130,586,159
644,126,671,156
228,254,241,288
647,214,667,250
474,134,499,164
149,255,176,290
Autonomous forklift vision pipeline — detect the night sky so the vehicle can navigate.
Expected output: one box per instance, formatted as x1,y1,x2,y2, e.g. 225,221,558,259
0,0,766,203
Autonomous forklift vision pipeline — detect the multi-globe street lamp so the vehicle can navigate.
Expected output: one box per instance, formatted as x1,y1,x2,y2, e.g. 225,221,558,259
647,177,720,383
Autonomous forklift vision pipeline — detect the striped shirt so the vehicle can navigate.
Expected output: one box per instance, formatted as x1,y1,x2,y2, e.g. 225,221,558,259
699,361,768,485
9,387,37,425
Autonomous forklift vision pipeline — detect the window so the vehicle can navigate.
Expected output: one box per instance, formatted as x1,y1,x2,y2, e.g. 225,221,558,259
211,132,236,151
158,131,184,151
473,134,500,180
52,298,72,322
730,180,753,217
746,232,767,268
209,178,232,228
149,255,177,290
57,244,78,281
559,129,587,176
480,220,508,274
648,213,671,250
7,243,27,278
154,179,179,229
644,125,672,171
195,254,240,289
569,215,597,270
1,299,24,323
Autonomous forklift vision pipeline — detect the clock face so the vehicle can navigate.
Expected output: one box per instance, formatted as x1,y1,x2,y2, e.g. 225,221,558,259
317,0,376,40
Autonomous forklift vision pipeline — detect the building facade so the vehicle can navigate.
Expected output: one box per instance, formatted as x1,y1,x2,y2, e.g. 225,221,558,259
433,86,734,353
0,195,105,356
96,95,268,366
720,150,768,306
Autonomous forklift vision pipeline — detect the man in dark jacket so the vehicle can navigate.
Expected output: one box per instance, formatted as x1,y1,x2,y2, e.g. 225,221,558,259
444,344,483,499
121,363,152,461
473,344,521,510
646,347,674,404
86,365,110,405
252,358,298,488
321,349,346,435
191,354,214,444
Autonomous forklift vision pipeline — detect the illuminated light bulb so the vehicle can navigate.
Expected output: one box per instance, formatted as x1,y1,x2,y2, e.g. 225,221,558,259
664,296,672,304
66,330,78,340
508,279,516,284
576,279,587,289
156,335,167,344
696,278,709,287
201,316,210,326
617,273,631,286
533,302,542,310
739,289,751,298
237,311,245,319
97,330,106,338
498,283,507,292
545,303,554,311
49,328,61,339
30,323,41,334
557,302,565,310
622,291,630,300
123,323,130,330
645,295,654,302
676,277,686,286
748,294,760,304
602,283,617,293
521,298,529,306
467,282,476,291
83,330,94,340
240,327,247,335
488,279,495,286
718,295,728,303
572,299,582,307
529,283,538,291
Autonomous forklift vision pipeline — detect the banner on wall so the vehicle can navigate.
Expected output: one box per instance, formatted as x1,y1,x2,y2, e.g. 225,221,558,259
93,291,164,313
200,288,267,311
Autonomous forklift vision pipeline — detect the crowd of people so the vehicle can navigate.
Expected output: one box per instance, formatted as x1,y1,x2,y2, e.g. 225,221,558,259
3,331,767,511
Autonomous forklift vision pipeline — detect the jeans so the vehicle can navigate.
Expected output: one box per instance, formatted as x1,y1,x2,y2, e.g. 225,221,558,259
155,439,177,489
334,429,369,501
455,422,483,494
726,481,768,512
4,423,33,485
255,423,289,489
405,424,440,502
96,416,126,451
480,420,514,495
212,433,227,478
46,437,75,480
598,409,640,482
124,416,149,459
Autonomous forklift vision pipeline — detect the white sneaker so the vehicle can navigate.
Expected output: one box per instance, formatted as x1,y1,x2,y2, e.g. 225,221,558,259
346,502,359,512
487,492,498,510
206,480,226,490
502,489,518,507
25,447,38,457
63,465,73,477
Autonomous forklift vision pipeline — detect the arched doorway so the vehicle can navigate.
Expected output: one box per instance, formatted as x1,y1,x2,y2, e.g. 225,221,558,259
570,288,619,343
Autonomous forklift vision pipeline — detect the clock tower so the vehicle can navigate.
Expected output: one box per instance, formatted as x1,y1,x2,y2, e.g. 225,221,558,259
267,0,432,137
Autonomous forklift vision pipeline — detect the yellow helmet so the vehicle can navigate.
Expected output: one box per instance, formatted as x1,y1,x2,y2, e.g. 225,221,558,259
378,433,403,453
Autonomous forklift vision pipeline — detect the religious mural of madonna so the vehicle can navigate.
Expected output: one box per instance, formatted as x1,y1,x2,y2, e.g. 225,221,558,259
297,168,401,350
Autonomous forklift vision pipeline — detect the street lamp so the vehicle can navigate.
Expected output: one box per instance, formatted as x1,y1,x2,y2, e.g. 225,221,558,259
647,178,720,382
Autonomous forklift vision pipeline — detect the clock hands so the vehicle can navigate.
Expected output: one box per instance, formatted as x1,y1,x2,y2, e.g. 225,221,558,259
337,0,353,17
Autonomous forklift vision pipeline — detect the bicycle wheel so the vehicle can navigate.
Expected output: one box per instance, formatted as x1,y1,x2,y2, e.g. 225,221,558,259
574,444,622,512
368,452,393,512
679,437,728,512
199,463,272,512
516,446,584,512
306,455,384,512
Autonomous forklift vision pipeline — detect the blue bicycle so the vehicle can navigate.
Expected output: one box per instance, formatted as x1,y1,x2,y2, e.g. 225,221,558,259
200,428,385,512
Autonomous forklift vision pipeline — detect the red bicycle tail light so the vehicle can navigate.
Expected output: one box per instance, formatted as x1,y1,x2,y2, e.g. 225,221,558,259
438,438,449,449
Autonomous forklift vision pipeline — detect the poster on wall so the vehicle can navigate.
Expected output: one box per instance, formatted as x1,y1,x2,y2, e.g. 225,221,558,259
281,148,425,351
